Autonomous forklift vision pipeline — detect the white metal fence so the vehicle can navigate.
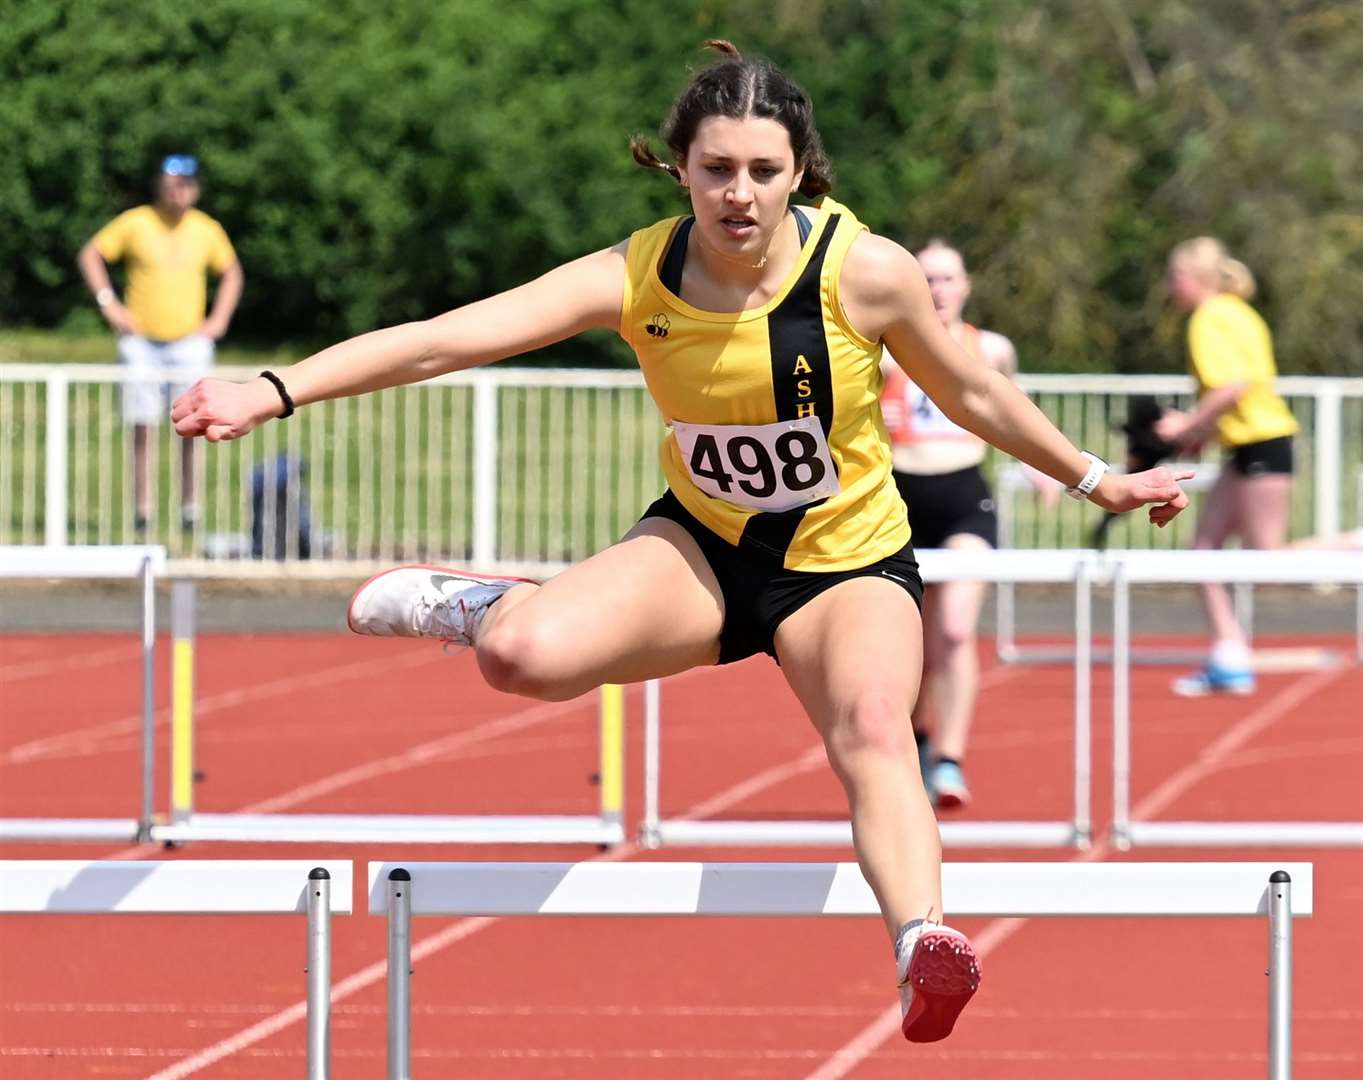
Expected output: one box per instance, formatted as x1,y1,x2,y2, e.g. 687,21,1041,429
3,363,1360,573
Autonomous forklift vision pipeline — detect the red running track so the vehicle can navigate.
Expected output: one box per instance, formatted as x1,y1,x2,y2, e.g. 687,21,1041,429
1,631,1360,1078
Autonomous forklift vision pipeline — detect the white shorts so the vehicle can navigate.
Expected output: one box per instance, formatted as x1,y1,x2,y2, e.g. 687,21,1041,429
117,334,215,425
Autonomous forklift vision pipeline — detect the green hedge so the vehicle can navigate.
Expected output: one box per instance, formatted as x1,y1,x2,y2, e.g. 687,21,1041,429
3,0,1359,373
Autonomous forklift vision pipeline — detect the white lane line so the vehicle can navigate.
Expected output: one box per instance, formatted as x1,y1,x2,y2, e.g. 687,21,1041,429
0,641,142,682
238,693,605,814
141,916,496,1080
1217,735,1363,770
800,665,1348,1080
2,649,445,765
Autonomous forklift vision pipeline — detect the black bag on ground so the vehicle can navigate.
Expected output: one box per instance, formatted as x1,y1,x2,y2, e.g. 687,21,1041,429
251,454,312,559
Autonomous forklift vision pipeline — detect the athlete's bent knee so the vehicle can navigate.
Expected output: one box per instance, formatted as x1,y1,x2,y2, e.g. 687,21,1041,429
475,619,575,701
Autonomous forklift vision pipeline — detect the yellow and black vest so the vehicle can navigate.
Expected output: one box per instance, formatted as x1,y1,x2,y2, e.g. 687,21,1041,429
621,197,909,571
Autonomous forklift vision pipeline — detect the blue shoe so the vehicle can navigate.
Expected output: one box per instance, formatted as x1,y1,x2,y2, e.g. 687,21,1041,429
929,760,971,810
1171,661,1256,697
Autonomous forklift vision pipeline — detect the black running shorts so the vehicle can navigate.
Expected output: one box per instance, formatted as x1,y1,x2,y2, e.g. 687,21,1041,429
892,465,998,551
1227,435,1294,477
638,490,924,665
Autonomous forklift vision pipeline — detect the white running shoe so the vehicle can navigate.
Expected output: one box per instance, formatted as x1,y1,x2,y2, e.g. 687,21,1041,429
346,566,530,646
896,921,981,1043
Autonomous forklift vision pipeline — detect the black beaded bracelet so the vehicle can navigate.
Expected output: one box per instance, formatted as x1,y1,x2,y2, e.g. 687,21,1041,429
259,370,295,419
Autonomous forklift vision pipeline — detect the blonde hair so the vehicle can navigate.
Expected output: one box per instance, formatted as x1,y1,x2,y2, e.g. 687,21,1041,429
915,237,964,263
1170,236,1256,300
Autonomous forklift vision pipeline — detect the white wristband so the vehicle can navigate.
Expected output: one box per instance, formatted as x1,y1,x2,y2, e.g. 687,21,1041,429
95,287,116,308
1065,452,1109,501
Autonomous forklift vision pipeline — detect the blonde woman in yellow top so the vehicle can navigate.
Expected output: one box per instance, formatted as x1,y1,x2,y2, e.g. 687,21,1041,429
1158,238,1298,696
173,42,1191,1043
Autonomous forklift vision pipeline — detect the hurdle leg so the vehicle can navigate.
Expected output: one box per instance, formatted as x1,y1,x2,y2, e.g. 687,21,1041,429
1234,582,1255,648
138,554,156,842
306,868,332,1080
642,679,662,848
1072,557,1093,848
171,580,196,825
387,869,412,1080
599,684,624,843
1268,870,1293,1080
1112,566,1132,850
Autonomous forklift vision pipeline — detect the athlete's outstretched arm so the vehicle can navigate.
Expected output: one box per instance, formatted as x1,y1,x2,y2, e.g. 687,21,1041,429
172,243,627,442
842,234,1191,525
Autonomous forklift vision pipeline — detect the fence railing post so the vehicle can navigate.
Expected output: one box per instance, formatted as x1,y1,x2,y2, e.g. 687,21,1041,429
1313,382,1342,539
472,373,498,568
44,370,69,546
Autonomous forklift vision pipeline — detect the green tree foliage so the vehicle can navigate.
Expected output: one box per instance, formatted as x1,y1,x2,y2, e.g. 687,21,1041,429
724,0,1363,374
2,0,1359,372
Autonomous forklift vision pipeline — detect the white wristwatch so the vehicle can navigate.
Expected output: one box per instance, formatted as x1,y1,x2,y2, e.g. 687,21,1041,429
1065,451,1109,501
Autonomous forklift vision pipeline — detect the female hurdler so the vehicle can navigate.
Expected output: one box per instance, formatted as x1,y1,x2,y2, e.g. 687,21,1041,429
173,43,1191,1042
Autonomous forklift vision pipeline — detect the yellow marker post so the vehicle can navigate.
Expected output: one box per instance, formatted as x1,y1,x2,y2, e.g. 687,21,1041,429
599,683,624,831
170,581,195,824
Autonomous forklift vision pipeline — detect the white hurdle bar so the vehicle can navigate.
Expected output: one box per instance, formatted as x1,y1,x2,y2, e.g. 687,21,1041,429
642,548,1097,850
0,546,166,844
371,861,1311,1080
1,859,352,1080
1110,549,1363,849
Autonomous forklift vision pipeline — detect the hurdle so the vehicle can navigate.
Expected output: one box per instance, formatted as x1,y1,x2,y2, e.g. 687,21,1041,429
0,545,166,844
1,859,351,1080
1110,548,1363,849
370,860,1311,1080
152,582,627,844
994,464,1280,667
642,547,1098,849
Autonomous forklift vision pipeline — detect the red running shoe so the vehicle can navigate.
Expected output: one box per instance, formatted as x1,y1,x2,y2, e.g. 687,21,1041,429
896,922,981,1042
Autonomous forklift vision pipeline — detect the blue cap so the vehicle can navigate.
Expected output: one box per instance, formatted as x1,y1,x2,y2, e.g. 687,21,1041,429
161,155,200,177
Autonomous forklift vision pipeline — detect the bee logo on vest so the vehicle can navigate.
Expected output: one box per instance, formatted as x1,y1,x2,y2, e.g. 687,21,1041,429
645,313,671,340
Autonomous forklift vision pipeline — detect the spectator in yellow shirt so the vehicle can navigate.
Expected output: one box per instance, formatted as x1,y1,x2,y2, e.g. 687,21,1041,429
1157,237,1298,696
77,155,244,535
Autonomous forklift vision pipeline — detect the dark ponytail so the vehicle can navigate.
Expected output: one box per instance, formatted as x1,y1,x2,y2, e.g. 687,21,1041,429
630,40,834,196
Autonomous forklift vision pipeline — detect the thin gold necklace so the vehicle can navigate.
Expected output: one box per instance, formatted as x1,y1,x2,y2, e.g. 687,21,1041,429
693,219,786,271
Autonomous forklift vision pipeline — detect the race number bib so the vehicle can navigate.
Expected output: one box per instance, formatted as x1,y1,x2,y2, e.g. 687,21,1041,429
672,417,841,513
906,383,971,439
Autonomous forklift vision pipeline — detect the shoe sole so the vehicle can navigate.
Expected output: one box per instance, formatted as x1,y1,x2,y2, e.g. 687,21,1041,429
1172,681,1256,698
934,787,971,811
900,930,981,1043
346,564,537,635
